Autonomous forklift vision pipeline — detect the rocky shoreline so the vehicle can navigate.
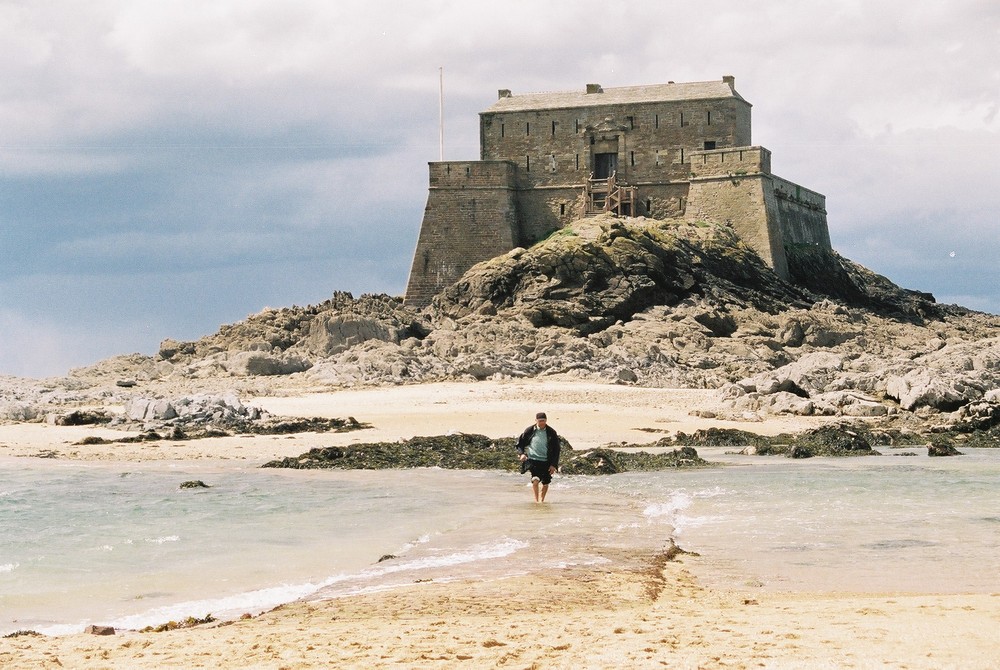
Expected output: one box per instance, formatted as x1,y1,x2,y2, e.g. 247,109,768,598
2,217,999,454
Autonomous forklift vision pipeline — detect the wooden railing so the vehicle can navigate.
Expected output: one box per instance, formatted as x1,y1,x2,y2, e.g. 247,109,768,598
583,172,637,216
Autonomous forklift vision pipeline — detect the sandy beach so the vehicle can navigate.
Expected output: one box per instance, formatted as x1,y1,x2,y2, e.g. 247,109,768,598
3,380,1000,669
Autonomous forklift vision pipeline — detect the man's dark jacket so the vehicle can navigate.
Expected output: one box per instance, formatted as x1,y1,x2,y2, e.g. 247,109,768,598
515,424,561,468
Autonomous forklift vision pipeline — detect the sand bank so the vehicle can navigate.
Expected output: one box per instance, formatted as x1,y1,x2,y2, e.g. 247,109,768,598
4,558,999,669
0,379,836,462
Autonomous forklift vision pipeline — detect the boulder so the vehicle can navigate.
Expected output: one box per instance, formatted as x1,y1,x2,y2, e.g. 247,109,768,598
125,398,177,421
225,352,311,376
766,391,814,416
736,352,845,398
927,441,963,457
885,369,982,412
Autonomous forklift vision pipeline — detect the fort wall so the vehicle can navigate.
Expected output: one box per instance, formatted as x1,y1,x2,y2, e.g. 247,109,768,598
404,79,833,307
480,97,751,190
404,161,520,308
686,169,790,279
770,175,831,247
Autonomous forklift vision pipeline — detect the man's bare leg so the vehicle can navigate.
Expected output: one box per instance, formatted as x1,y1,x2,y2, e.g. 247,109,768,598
532,478,540,502
540,483,549,502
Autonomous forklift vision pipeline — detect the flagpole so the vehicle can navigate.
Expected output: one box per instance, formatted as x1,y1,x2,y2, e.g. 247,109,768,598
438,66,444,161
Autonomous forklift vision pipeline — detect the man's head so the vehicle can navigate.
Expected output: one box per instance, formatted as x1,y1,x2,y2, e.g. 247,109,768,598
535,412,547,426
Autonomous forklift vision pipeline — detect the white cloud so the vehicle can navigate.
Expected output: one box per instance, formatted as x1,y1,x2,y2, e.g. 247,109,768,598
2,0,999,376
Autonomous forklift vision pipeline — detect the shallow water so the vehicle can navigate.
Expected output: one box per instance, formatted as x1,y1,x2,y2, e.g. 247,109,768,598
2,448,999,635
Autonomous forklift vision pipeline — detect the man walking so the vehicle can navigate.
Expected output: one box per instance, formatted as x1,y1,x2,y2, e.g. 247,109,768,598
516,412,561,503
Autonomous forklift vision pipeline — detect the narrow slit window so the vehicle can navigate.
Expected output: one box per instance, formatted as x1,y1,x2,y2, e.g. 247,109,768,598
627,116,634,130
707,110,712,125
655,114,659,129
501,123,505,138
630,150,635,166
646,199,652,214
680,112,685,127
466,166,471,176
575,119,579,133
576,153,580,170
525,155,530,171
526,122,530,136
560,203,566,216
680,148,685,162
552,120,556,136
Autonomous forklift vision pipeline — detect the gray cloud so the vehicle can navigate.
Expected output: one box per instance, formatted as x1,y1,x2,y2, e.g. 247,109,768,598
2,0,998,376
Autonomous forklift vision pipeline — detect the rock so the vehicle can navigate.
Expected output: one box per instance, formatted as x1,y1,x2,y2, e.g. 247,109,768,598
125,398,178,422
0,401,41,422
85,625,115,635
179,480,210,489
786,424,878,457
616,368,638,383
885,369,982,412
927,442,963,457
736,352,845,398
766,391,814,416
814,391,888,417
53,410,112,426
953,399,1000,431
225,352,311,376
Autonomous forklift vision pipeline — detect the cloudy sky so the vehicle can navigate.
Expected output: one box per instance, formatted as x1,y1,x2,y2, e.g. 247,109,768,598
2,1,997,377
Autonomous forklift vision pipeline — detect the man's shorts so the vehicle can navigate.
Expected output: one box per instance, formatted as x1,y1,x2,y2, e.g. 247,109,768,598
527,459,553,485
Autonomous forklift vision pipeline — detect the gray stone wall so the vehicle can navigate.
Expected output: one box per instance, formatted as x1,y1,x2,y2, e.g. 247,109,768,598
404,161,519,307
686,172,790,279
770,176,831,248
480,97,751,189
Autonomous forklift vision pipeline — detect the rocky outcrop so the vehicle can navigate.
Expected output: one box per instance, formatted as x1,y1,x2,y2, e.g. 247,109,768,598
6,216,999,436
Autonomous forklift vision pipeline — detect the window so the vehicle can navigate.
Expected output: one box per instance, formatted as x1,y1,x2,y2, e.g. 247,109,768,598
646,199,652,214
526,155,530,171
627,116,634,130
576,153,580,170
704,141,716,150
501,123,505,138
575,119,580,133
630,150,635,166
560,203,566,215
680,112,685,127
526,122,530,136
552,120,556,136
680,148,685,162
655,114,659,129
707,111,712,125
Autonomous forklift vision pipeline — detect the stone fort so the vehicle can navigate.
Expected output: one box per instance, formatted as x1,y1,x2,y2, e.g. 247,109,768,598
405,76,831,307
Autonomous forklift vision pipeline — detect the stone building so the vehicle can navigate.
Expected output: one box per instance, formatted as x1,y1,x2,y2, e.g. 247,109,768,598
404,76,831,307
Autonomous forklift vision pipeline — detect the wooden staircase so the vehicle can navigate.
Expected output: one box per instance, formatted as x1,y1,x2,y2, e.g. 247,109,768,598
583,172,637,217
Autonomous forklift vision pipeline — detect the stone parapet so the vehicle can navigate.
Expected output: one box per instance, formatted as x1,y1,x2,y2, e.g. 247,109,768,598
688,146,771,178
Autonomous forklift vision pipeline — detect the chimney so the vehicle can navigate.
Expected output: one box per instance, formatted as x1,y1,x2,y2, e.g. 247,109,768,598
722,75,735,88
586,83,603,94
498,89,512,99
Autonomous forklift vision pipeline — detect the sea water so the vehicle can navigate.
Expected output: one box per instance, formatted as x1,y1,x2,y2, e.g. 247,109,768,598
2,448,999,636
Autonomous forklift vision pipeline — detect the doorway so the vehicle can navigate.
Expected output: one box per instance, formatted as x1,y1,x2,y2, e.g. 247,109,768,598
594,152,617,178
